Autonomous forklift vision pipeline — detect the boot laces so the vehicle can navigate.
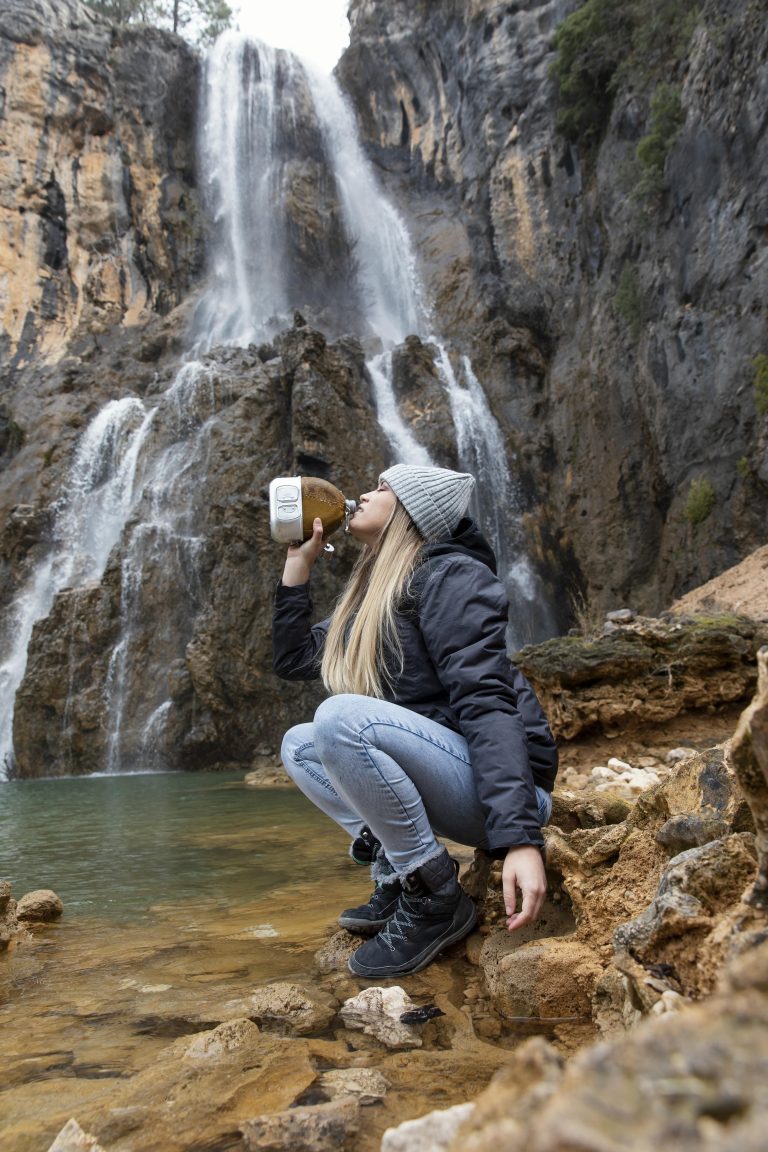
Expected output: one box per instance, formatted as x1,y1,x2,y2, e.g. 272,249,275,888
378,890,428,951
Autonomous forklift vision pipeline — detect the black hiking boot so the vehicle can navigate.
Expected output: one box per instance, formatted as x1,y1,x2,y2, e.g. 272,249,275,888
347,848,477,978
338,878,403,935
339,842,401,934
350,826,381,866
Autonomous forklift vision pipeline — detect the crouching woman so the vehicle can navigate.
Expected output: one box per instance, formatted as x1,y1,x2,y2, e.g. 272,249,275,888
272,464,557,978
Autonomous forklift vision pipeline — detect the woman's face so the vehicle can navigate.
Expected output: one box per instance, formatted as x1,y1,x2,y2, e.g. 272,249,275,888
347,480,397,545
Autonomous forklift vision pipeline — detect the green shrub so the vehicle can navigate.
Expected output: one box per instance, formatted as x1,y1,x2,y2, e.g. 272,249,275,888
635,84,685,196
613,264,645,335
754,354,768,417
550,0,632,147
737,456,752,480
551,0,700,154
684,477,716,525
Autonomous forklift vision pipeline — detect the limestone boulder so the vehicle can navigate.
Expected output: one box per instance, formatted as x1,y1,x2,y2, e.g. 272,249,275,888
318,1067,390,1106
16,888,63,923
339,986,423,1049
314,929,361,974
730,646,768,901
382,1102,476,1152
46,1118,106,1152
0,880,29,951
239,982,338,1036
240,1098,358,1152
515,616,768,742
449,944,768,1152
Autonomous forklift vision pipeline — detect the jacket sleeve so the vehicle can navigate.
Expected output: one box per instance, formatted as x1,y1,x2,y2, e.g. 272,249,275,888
417,557,544,851
272,581,329,681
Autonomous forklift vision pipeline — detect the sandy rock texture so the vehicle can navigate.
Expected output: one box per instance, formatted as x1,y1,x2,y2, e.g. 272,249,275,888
671,544,768,621
515,613,768,741
449,647,768,1149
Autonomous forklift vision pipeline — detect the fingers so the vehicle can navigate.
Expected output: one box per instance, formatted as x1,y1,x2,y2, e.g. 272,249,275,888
502,846,547,932
286,518,324,561
506,883,545,931
282,519,325,585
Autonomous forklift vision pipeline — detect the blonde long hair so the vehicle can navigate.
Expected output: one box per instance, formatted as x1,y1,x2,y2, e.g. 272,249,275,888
321,501,424,698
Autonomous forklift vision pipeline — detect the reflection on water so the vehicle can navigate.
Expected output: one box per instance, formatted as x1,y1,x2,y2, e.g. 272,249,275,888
0,771,353,920
0,772,374,1150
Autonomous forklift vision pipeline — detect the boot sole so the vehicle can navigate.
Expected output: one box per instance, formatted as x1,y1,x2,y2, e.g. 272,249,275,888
347,901,478,978
337,914,391,935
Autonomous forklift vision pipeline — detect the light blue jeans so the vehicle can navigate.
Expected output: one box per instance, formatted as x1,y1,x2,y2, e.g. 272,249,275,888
280,694,552,876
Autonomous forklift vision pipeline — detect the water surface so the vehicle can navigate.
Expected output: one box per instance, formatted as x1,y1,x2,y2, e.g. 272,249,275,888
0,772,369,1149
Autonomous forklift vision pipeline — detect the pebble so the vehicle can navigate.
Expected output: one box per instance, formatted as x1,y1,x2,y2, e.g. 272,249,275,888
666,747,697,764
474,1017,502,1039
606,609,635,623
591,763,660,794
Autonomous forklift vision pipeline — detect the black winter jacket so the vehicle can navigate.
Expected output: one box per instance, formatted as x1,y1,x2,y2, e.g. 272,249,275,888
272,518,558,851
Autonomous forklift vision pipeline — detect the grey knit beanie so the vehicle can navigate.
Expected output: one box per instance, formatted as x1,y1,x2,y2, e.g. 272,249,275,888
380,464,475,542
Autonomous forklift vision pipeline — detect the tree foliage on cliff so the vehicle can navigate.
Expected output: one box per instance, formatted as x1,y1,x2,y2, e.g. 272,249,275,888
551,0,701,150
86,0,233,44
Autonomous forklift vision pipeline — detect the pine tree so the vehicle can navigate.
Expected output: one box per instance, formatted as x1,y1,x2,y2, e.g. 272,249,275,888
86,0,234,44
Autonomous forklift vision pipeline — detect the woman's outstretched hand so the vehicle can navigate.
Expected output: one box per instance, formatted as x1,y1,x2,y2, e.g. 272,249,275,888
281,518,325,586
502,844,547,931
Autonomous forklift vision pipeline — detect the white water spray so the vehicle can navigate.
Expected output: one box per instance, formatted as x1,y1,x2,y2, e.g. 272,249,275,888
304,65,426,346
0,399,154,775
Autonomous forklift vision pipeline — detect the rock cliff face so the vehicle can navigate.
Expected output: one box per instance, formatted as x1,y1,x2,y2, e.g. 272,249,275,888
1,0,767,775
11,327,389,776
0,0,200,368
338,0,768,611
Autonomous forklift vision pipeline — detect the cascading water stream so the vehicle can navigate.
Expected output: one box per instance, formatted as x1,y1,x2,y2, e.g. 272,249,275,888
102,362,214,773
0,30,552,780
0,399,155,774
303,64,426,346
433,348,556,645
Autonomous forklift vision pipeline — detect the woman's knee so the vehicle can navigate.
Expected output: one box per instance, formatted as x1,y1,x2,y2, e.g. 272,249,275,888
312,694,360,762
280,722,314,784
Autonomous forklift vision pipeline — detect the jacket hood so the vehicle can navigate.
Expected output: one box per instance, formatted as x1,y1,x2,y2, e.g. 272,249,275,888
422,517,498,575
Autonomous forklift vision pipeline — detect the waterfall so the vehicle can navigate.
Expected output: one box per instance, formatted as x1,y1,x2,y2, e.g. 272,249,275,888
303,65,425,346
194,35,293,346
433,348,555,645
102,363,212,772
367,353,433,466
0,30,553,780
0,399,154,775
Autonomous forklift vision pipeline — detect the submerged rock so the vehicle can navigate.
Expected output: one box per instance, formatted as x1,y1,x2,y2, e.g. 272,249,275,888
16,889,64,922
183,1018,260,1060
340,986,423,1049
46,1119,106,1152
238,982,338,1036
240,1097,358,1152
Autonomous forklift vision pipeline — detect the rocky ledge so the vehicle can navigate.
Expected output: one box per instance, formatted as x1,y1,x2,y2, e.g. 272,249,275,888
32,642,768,1152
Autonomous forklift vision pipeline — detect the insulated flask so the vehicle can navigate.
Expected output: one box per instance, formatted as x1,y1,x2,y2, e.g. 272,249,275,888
269,476,357,545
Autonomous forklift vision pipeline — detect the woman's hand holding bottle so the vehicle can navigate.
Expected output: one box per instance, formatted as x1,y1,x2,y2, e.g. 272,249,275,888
281,518,325,586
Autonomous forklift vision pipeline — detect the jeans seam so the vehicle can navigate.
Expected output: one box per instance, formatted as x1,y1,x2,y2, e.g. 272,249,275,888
293,741,339,796
357,718,470,765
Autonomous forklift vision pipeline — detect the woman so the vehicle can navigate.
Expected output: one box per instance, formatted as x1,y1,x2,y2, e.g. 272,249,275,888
273,464,557,979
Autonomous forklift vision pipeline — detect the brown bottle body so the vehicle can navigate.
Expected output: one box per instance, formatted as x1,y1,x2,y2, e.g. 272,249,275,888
300,477,348,540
